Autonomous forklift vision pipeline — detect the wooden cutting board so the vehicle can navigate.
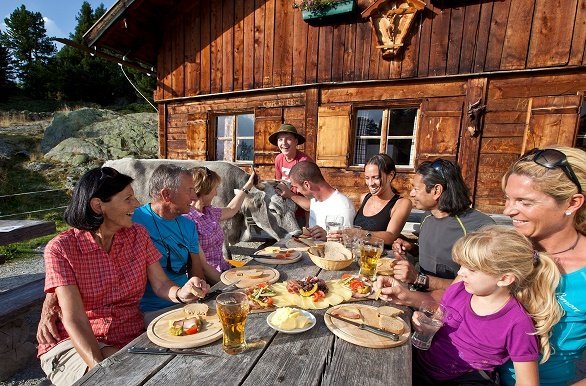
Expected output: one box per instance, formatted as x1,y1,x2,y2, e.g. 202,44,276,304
324,304,410,348
220,265,280,288
147,307,223,349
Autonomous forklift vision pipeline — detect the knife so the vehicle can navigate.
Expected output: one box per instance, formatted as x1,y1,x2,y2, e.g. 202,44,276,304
328,313,400,341
127,346,217,357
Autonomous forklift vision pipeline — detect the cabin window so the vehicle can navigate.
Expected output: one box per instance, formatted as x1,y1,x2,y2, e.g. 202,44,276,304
353,107,418,167
215,114,254,162
577,99,586,152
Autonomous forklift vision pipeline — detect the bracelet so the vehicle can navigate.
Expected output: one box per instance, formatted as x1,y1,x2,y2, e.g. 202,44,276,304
241,188,250,194
174,287,186,304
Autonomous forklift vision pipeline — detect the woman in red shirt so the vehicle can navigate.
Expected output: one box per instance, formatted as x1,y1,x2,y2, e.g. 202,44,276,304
38,167,209,386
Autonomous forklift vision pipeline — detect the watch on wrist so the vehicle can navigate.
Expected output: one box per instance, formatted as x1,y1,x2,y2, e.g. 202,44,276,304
241,188,250,194
409,273,429,292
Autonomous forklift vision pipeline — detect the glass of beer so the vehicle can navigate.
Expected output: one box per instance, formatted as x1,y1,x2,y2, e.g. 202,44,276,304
358,236,384,281
216,291,250,355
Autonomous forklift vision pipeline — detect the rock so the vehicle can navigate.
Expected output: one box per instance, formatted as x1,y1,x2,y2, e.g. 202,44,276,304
41,108,118,153
42,110,158,165
0,140,16,159
71,154,90,166
25,162,52,172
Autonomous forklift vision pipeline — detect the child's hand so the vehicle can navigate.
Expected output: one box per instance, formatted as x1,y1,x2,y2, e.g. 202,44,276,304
411,311,424,332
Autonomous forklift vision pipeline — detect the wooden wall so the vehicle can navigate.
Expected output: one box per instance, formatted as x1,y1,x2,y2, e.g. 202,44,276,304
154,0,586,100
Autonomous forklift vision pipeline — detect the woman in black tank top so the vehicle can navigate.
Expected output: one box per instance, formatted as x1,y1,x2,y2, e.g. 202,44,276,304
352,154,412,246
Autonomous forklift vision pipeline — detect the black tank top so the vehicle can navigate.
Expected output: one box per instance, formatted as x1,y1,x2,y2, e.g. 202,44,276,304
353,193,401,232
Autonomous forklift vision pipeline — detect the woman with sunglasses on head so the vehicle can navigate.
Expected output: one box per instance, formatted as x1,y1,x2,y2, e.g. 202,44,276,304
185,167,256,272
499,146,586,386
375,159,495,307
349,153,412,246
37,167,209,386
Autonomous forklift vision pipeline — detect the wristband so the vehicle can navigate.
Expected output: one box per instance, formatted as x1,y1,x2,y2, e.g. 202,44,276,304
241,188,250,194
174,287,186,304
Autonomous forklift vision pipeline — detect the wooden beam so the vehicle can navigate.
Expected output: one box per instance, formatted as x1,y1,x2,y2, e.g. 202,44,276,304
54,38,155,76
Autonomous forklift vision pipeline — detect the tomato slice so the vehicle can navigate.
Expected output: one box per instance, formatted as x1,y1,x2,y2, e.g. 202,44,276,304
349,279,365,291
266,297,274,306
185,326,199,335
312,290,325,302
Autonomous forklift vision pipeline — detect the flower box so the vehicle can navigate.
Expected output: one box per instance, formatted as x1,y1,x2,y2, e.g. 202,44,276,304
301,0,356,22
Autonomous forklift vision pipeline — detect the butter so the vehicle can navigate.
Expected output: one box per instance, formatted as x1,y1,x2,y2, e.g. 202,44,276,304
271,307,311,330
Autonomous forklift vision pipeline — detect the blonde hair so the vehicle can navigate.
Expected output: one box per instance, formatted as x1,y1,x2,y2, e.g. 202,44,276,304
190,167,220,196
452,225,563,362
502,146,586,235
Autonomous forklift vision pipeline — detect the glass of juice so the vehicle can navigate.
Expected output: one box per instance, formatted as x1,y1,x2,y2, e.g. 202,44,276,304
216,291,250,354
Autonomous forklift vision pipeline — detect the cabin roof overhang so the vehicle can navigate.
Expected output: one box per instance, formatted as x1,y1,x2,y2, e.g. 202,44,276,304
82,0,177,70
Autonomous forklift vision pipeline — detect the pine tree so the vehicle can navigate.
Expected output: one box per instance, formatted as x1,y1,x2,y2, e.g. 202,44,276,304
1,5,55,96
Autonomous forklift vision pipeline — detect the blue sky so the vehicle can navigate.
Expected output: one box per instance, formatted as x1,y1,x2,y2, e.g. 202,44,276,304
1,1,116,42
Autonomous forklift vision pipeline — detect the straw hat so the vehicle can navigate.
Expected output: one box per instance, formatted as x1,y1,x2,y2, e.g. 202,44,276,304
268,124,306,146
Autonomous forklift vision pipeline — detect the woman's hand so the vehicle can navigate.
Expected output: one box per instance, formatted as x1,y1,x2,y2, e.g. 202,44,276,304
243,171,256,191
178,277,211,303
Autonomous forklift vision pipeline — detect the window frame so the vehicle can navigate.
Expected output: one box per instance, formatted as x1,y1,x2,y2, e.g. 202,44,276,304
209,111,255,164
350,102,421,170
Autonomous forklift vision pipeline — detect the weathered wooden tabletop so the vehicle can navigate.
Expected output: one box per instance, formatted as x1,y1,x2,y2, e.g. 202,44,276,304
76,241,412,386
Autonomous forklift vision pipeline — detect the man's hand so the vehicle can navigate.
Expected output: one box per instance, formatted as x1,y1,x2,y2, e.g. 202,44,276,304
179,277,211,303
392,258,418,284
392,238,413,258
37,293,62,345
275,182,294,199
308,225,327,241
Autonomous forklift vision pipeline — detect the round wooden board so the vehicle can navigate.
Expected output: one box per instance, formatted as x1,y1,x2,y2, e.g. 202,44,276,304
253,250,303,265
220,265,280,288
147,307,223,349
324,304,410,349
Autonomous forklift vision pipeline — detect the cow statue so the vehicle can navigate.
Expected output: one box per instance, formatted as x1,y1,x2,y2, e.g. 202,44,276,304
103,158,301,257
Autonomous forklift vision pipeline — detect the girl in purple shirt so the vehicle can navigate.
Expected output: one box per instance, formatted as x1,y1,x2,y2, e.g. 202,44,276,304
413,225,562,385
185,167,255,272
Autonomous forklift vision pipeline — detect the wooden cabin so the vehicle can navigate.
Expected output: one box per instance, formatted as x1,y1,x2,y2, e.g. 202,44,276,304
83,0,586,213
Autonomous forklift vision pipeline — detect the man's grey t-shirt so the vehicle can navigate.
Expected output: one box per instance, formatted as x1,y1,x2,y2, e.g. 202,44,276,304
418,209,495,279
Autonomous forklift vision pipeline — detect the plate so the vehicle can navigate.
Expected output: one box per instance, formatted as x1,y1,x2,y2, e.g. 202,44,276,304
253,250,302,265
324,304,410,349
220,265,280,288
146,307,223,348
266,309,316,334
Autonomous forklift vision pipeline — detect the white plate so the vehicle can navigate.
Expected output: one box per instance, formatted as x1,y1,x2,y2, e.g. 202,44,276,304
253,250,302,265
266,309,316,334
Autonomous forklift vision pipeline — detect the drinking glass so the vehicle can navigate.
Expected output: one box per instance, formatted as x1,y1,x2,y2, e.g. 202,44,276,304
325,215,344,241
341,225,362,259
216,291,250,355
411,300,445,350
358,235,384,281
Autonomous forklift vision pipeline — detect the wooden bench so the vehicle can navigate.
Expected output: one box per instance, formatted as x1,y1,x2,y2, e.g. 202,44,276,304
0,278,46,381
0,220,56,246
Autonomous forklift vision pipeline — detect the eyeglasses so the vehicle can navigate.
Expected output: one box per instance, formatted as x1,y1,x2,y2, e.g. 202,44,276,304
522,148,582,194
163,241,191,275
430,159,446,180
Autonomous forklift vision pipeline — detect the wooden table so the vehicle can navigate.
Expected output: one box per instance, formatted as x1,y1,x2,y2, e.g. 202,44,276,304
76,243,412,386
0,219,56,246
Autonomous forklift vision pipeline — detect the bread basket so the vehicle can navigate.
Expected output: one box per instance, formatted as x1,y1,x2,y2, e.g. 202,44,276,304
307,241,354,270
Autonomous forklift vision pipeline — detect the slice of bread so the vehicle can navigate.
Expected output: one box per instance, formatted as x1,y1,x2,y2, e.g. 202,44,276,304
378,305,403,317
183,303,209,317
378,314,405,335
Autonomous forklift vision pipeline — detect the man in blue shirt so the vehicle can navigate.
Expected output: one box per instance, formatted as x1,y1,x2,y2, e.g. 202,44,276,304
133,164,220,315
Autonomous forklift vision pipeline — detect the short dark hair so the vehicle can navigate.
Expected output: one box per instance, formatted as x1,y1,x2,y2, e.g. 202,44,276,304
64,167,133,231
417,159,471,215
289,161,324,184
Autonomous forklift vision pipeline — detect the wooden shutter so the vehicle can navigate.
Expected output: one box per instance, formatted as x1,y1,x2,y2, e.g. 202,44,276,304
186,112,208,160
416,97,464,164
254,107,283,165
523,95,581,152
316,105,351,167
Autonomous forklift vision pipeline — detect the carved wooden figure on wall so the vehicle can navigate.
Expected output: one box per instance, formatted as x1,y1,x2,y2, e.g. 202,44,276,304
361,0,426,59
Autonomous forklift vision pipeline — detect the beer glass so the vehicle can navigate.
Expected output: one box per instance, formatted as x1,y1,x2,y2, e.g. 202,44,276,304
216,291,250,354
358,235,384,281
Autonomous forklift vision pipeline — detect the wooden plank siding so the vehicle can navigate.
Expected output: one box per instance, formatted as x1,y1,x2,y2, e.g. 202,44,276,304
150,0,586,214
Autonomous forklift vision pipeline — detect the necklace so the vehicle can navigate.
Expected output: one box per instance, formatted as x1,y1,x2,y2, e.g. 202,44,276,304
549,232,581,255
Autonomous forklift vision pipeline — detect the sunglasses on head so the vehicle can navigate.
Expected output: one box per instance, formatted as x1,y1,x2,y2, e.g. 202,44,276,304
522,148,582,194
430,159,446,180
